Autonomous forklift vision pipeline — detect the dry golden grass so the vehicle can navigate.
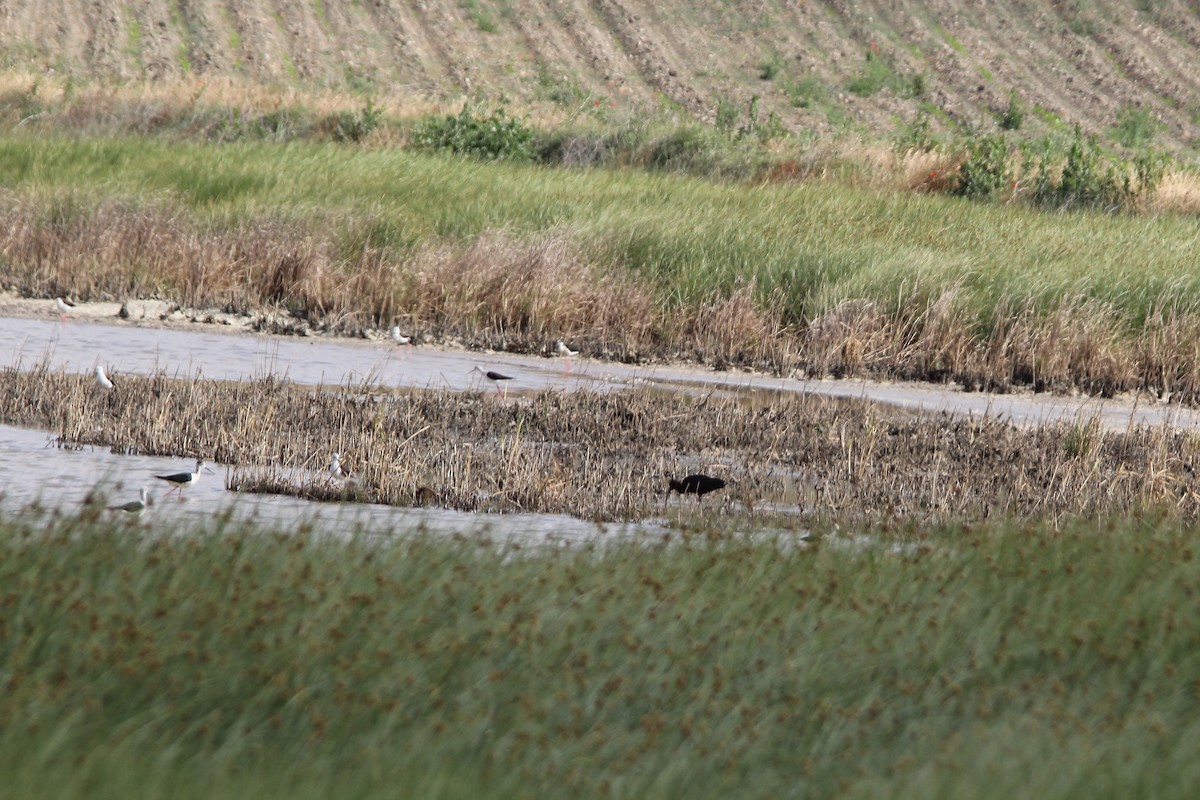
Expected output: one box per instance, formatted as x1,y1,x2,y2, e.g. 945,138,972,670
0,71,440,124
1148,169,1200,216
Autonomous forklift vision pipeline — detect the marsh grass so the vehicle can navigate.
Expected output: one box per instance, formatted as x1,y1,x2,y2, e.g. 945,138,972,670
4,136,1200,398
3,510,1200,799
4,366,1200,522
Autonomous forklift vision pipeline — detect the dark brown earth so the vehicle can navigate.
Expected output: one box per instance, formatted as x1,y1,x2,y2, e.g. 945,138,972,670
1,1,1198,155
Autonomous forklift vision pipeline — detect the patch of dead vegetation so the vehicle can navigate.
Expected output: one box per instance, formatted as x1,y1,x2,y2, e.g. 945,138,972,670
4,365,1200,523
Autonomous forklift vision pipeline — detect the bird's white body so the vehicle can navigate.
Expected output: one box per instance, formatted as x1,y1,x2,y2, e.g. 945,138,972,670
95,365,114,390
108,487,148,514
391,327,413,348
330,452,346,479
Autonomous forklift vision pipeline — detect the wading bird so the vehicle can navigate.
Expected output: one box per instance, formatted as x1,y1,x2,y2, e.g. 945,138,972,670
94,365,115,390
330,452,350,480
107,487,148,515
391,326,413,352
471,366,513,398
556,340,578,373
55,296,75,322
156,459,206,498
667,473,727,500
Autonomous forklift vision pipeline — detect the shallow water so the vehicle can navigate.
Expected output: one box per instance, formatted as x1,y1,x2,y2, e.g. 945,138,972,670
3,315,1195,431
0,424,656,544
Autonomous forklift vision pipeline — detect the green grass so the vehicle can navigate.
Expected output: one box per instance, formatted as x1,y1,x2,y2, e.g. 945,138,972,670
3,510,1200,798
1,133,1199,332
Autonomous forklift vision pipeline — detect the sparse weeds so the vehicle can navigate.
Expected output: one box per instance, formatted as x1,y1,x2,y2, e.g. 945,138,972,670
847,49,924,99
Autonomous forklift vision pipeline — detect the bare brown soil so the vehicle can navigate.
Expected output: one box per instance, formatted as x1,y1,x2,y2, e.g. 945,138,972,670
5,365,1200,522
1,1,1198,155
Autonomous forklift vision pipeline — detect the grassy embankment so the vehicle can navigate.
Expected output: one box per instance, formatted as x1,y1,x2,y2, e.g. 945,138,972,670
3,134,1200,399
2,510,1199,799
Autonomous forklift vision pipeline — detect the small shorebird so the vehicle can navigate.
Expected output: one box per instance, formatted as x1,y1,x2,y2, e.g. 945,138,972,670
156,459,206,498
329,452,350,480
107,487,148,514
667,474,727,500
94,365,115,390
391,326,414,352
555,341,578,373
471,366,513,398
55,296,75,322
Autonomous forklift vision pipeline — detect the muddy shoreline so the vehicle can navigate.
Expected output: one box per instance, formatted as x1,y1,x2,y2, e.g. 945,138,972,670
3,292,1195,434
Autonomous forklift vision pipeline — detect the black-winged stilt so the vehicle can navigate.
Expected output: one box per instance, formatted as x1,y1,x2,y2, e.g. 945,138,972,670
55,297,75,321
329,452,350,480
95,365,115,390
156,459,206,498
107,487,148,514
555,341,578,372
390,326,414,351
668,474,726,499
471,366,513,397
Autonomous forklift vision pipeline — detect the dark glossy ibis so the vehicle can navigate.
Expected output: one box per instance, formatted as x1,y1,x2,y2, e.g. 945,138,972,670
668,473,727,498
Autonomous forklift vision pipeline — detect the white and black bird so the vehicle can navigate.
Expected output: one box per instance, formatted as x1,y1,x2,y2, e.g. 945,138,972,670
555,340,579,372
391,326,414,352
94,365,115,390
107,487,148,514
55,296,75,321
329,452,350,480
471,366,514,398
156,459,206,498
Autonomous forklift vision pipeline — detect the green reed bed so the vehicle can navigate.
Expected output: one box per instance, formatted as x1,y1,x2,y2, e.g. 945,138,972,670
4,135,1200,396
2,510,1200,799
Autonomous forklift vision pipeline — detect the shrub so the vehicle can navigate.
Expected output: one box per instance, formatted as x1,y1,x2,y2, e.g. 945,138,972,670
329,99,382,143
953,133,1012,200
1113,105,1163,149
410,103,536,161
847,50,922,99
1032,124,1134,212
997,90,1024,131
894,112,936,153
